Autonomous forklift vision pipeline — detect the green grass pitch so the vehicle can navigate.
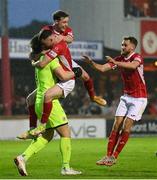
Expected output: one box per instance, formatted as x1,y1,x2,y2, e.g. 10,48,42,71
0,137,157,179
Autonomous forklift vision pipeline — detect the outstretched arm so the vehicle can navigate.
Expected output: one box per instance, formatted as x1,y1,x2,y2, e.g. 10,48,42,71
106,56,140,70
82,55,112,72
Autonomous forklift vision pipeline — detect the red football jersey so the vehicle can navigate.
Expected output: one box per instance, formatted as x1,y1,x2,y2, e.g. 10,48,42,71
46,40,73,72
114,52,147,98
42,24,74,38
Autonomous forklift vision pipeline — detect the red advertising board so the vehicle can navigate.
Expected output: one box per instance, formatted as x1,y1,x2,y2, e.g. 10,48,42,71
141,20,157,57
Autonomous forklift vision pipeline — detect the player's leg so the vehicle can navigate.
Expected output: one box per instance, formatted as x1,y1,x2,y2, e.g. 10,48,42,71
41,80,75,125
18,86,63,139
26,89,37,129
97,96,128,165
101,117,134,167
56,124,71,170
72,60,106,106
56,124,82,175
107,116,124,156
112,117,133,160
17,90,37,140
108,97,147,166
14,128,54,176
96,116,124,165
41,85,63,124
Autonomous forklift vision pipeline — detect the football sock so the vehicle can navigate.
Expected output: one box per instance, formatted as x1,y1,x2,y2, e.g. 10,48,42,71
28,104,37,129
84,78,95,99
113,131,129,159
41,101,52,124
60,137,71,169
22,136,48,161
107,130,119,156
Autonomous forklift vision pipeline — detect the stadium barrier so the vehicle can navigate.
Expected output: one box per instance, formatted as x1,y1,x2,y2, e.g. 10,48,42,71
0,118,106,140
106,118,157,137
0,116,157,140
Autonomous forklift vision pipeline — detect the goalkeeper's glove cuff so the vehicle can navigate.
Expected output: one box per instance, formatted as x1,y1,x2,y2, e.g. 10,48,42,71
72,67,82,78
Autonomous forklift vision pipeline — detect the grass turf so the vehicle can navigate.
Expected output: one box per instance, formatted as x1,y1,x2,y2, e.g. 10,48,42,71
0,137,157,179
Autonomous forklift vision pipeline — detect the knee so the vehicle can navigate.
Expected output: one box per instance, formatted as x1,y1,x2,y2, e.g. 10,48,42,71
123,119,134,133
112,122,122,132
122,127,132,133
60,129,71,138
42,129,54,141
44,90,53,102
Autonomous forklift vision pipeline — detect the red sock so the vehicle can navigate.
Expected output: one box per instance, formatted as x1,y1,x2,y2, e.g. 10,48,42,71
28,105,37,129
84,78,95,98
107,130,119,156
113,131,130,159
41,101,52,124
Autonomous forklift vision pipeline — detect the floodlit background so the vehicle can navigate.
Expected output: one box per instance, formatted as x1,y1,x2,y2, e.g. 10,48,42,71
0,0,157,137
1,0,157,179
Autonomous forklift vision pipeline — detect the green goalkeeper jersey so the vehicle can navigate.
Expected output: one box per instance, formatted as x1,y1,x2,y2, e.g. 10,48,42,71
35,56,60,105
35,55,68,128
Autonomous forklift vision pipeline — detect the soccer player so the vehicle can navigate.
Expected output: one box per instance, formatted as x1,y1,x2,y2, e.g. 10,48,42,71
18,29,82,138
40,10,106,106
14,35,82,176
82,36,147,166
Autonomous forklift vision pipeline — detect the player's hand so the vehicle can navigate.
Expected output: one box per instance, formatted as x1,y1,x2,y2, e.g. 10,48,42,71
82,55,93,65
105,56,116,64
72,67,82,78
29,52,41,61
54,34,64,43
29,123,46,137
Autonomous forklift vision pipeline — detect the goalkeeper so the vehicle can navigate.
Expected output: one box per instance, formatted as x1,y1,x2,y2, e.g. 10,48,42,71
14,33,82,176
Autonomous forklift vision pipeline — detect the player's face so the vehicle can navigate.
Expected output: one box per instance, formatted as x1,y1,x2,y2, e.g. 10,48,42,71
121,40,134,56
41,35,58,49
56,17,69,32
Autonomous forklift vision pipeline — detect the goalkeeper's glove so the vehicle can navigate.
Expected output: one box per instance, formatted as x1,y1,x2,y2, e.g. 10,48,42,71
72,67,82,78
29,123,46,137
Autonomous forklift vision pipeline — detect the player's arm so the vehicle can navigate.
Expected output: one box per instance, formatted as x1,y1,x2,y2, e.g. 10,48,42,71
35,54,55,68
62,34,73,43
55,67,82,81
32,49,58,68
29,52,42,67
61,28,74,43
55,34,73,44
31,56,50,68
82,55,112,72
106,56,140,70
54,66,75,81
52,58,82,81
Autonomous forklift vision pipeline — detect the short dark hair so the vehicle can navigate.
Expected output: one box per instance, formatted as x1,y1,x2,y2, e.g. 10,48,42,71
38,29,52,41
30,34,42,54
52,10,69,21
123,36,138,47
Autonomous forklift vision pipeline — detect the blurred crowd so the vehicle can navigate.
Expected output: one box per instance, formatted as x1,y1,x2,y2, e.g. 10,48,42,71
0,60,156,116
124,0,157,18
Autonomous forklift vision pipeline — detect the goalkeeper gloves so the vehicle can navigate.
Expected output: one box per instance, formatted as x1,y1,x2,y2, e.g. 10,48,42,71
72,67,82,78
29,123,46,137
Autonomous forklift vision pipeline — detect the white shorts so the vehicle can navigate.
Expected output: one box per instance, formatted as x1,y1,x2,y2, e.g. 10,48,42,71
57,79,75,98
72,60,80,68
115,94,147,121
